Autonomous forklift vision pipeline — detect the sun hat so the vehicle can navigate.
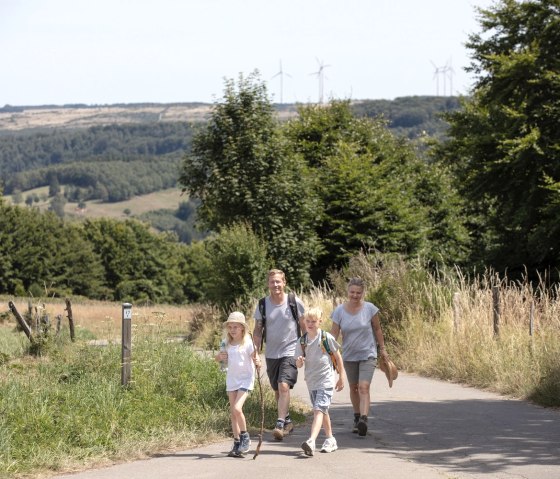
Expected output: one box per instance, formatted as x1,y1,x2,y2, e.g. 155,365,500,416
379,355,398,388
224,311,246,325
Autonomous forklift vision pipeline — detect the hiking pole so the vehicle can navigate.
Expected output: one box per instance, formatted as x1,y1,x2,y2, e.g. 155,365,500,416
252,364,265,460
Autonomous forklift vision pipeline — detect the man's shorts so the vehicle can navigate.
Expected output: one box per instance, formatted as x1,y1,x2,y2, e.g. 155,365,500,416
266,356,298,391
343,357,377,384
309,388,333,414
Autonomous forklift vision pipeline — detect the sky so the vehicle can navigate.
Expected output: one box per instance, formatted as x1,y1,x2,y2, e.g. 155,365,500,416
0,0,496,106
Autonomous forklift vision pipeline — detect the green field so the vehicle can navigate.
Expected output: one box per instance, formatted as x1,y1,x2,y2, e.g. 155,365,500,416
4,187,185,220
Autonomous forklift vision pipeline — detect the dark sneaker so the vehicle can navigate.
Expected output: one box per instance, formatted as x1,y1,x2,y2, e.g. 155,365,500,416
352,416,360,433
238,432,251,454
357,417,368,436
283,421,294,435
227,440,241,457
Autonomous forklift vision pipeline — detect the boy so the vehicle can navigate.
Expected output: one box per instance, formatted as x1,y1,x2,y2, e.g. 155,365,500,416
295,307,346,456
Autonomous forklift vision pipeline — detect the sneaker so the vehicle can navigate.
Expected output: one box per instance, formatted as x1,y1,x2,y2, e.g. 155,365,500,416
283,421,294,435
238,432,251,455
320,436,338,453
357,416,368,437
273,420,285,441
227,439,241,457
301,438,315,456
352,415,360,433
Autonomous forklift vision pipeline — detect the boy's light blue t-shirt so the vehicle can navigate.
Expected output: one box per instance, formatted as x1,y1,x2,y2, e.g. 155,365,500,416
294,329,340,390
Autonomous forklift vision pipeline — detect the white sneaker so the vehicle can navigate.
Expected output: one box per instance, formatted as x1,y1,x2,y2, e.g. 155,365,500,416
301,438,315,456
320,436,338,453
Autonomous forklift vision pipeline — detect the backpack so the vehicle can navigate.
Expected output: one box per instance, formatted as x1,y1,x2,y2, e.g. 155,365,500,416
299,330,340,374
258,291,300,349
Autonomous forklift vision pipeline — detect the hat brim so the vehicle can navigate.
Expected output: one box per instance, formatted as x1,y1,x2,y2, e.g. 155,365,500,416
379,356,398,388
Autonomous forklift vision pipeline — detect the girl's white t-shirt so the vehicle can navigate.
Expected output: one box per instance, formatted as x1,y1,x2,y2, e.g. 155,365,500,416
226,341,256,392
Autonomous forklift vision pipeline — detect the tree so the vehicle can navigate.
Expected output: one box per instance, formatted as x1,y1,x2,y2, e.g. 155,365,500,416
179,72,320,286
284,100,469,276
437,0,560,277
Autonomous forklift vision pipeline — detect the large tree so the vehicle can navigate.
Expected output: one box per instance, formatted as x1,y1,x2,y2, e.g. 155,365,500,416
437,0,560,277
284,100,469,276
179,72,320,286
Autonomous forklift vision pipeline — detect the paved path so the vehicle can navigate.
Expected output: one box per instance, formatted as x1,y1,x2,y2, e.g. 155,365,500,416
56,368,560,479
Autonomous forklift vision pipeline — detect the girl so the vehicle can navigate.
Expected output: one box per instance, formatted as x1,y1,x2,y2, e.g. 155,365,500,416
215,311,261,457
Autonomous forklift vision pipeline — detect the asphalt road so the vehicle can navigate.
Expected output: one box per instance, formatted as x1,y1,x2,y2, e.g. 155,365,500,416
55,366,560,479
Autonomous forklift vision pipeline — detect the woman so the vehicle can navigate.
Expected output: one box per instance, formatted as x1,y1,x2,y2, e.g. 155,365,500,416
330,277,390,437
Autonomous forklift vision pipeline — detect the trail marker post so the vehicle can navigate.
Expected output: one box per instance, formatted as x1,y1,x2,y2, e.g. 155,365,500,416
121,303,132,387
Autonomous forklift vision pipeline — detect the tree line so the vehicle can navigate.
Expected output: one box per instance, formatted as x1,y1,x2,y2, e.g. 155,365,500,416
1,0,558,305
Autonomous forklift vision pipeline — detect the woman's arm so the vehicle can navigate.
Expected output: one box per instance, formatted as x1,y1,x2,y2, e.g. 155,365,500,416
372,313,389,358
330,322,341,340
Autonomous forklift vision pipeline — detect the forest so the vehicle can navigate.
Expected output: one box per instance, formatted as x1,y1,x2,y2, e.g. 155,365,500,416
1,0,559,306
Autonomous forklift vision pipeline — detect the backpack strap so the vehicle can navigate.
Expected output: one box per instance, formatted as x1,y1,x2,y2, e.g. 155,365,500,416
320,330,341,374
287,291,301,337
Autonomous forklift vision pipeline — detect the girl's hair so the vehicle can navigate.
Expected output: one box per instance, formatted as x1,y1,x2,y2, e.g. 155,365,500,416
302,307,323,321
224,322,250,346
347,277,365,290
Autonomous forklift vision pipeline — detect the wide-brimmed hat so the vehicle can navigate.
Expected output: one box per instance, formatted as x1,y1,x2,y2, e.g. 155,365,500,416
379,355,398,388
224,311,246,325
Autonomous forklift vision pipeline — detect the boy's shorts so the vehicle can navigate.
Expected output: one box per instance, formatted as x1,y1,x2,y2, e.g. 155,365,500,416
266,356,298,391
309,388,334,414
343,357,378,384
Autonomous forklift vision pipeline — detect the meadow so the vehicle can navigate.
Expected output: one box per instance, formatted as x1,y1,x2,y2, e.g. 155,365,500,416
1,255,559,478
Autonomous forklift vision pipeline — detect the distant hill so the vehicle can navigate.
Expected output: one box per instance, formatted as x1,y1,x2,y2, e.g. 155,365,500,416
0,97,462,243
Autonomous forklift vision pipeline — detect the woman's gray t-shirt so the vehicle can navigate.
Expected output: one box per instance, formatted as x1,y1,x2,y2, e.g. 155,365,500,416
331,302,379,361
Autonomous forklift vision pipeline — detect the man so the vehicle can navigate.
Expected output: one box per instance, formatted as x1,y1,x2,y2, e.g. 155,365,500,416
253,269,305,440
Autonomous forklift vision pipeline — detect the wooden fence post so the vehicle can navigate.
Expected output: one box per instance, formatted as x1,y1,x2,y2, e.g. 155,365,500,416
492,286,500,337
121,303,132,387
65,298,75,342
8,301,33,342
453,292,461,332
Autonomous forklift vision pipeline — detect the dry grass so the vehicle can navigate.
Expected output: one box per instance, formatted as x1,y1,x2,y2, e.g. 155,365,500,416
5,187,186,221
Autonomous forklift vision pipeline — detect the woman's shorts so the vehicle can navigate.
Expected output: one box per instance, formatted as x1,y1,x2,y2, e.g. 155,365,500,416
343,357,377,384
266,356,298,390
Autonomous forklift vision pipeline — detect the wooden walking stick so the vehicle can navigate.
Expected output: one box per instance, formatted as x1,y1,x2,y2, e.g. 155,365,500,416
250,333,265,459
252,364,265,460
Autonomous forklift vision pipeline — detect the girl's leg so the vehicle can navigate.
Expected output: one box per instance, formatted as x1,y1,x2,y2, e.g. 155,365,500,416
228,390,249,438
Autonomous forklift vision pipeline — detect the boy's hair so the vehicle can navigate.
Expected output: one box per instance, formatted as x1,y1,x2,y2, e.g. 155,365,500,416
267,269,286,281
303,307,323,321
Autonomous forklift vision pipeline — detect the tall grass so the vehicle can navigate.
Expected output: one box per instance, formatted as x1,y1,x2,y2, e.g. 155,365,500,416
0,301,305,478
335,252,560,406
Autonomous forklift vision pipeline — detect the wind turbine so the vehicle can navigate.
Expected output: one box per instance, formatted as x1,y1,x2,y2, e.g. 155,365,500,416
310,58,330,104
271,60,292,104
444,57,455,96
430,60,444,96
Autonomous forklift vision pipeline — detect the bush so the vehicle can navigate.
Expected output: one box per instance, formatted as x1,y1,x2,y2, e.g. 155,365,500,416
204,222,271,311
